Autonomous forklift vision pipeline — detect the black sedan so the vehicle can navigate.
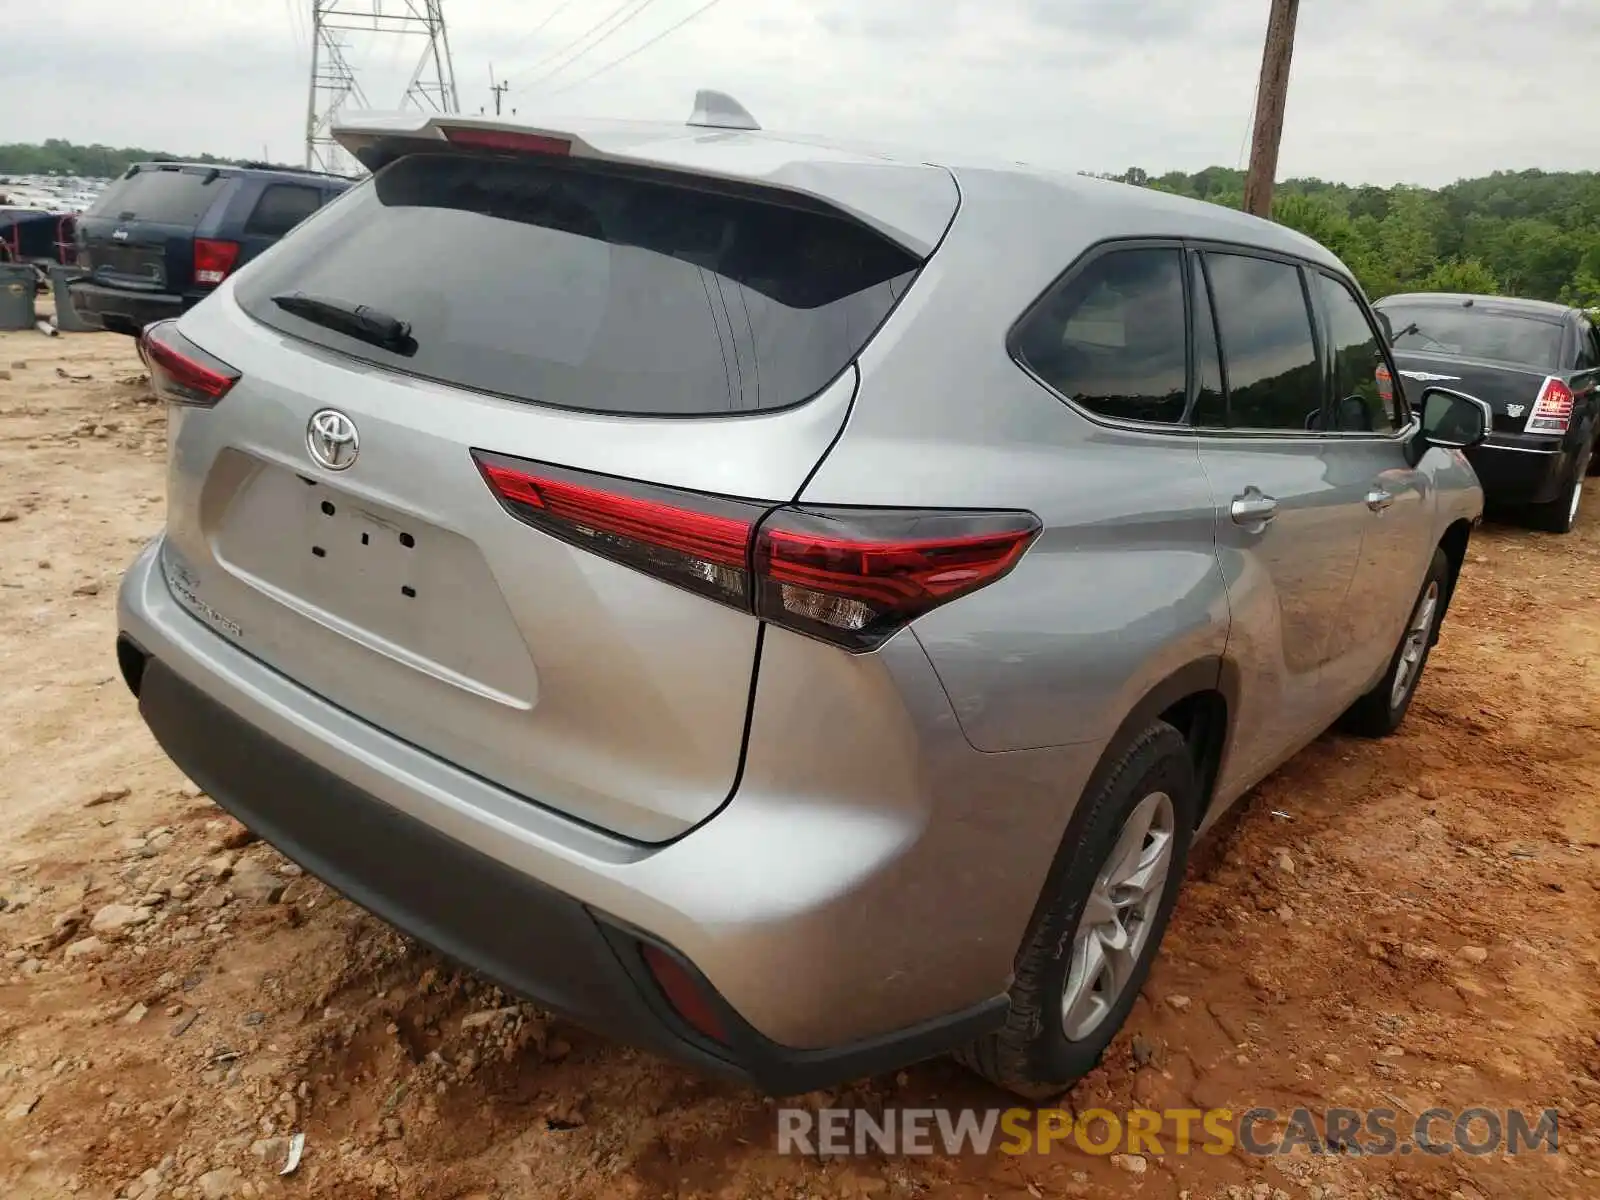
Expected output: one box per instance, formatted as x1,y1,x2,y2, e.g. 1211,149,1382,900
1375,293,1599,534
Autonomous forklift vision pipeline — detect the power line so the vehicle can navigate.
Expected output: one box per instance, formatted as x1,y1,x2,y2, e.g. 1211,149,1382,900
284,0,307,60
1236,77,1259,171
547,0,727,98
504,0,653,90
515,0,662,92
493,0,584,68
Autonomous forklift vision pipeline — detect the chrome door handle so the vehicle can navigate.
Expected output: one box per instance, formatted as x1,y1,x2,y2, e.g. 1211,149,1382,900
1366,489,1395,512
1230,489,1280,525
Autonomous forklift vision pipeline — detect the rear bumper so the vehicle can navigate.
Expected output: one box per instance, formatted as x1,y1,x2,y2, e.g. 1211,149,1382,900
116,537,1091,1092
125,649,1001,1092
1465,435,1572,506
67,281,189,335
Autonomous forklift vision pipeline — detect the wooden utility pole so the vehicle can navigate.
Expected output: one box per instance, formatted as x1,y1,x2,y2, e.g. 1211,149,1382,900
1243,0,1301,218
489,65,509,116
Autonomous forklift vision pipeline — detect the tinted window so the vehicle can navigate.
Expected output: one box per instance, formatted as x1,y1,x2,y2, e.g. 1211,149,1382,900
1382,304,1565,370
1015,247,1187,424
89,167,225,225
235,153,920,416
1316,274,1396,434
1206,253,1321,431
1190,255,1226,427
245,184,323,237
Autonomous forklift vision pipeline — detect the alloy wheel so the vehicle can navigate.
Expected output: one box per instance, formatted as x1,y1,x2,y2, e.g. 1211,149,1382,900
1390,580,1440,709
1060,790,1176,1042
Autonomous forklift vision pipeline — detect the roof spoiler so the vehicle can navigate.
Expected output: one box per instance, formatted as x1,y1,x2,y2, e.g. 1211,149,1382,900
333,88,761,170
330,100,955,258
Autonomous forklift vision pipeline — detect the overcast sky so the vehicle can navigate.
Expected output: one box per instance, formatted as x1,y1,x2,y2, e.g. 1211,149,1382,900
4,0,1596,186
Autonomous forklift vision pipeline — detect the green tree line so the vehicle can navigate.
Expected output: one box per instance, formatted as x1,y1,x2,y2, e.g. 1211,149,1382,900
0,139,280,183
1113,165,1600,309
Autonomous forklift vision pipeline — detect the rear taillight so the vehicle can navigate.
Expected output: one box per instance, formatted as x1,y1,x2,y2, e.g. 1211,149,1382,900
140,320,240,407
474,455,761,608
1526,378,1575,435
754,507,1041,651
472,451,1041,652
193,237,240,286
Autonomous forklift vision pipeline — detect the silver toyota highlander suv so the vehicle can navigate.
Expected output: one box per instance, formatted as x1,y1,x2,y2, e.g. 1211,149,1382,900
115,100,1491,1098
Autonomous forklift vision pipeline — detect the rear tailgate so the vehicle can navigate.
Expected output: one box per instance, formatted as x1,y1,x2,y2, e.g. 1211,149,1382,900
78,165,235,292
157,146,954,842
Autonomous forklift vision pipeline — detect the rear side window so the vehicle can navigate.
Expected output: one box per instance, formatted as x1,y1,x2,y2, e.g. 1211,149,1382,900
1013,247,1188,425
1206,253,1322,432
1383,304,1565,370
245,184,324,237
234,153,921,416
1316,274,1397,434
1576,319,1599,371
90,168,225,225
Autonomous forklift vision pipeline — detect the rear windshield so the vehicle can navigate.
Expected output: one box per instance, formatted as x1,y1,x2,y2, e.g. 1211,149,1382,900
235,152,923,416
1381,304,1565,370
90,167,228,226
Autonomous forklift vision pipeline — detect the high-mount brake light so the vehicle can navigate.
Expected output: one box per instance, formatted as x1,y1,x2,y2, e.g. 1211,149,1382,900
193,237,241,285
474,451,1043,653
443,127,573,156
140,321,241,407
1526,377,1575,435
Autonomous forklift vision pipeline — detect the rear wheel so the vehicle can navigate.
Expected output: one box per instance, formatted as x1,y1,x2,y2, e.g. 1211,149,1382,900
1528,444,1592,534
1341,548,1450,738
954,722,1197,1099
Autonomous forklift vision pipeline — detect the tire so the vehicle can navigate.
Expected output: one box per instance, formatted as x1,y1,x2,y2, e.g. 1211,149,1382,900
1528,443,1592,534
954,721,1198,1099
1340,548,1450,738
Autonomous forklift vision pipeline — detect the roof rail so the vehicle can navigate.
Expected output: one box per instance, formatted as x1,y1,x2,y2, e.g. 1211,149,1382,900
687,89,760,131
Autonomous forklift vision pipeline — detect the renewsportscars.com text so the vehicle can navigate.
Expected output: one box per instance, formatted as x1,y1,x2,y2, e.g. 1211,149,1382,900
776,1106,1559,1158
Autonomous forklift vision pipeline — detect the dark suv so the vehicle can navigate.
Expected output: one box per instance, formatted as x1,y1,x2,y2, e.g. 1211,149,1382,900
70,161,355,336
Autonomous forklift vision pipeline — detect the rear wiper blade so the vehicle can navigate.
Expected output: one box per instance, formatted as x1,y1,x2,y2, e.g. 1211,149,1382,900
271,292,417,356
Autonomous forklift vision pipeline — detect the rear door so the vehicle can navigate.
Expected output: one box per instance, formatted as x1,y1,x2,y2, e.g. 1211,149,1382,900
163,148,951,842
1192,248,1369,787
78,165,234,294
1308,271,1434,699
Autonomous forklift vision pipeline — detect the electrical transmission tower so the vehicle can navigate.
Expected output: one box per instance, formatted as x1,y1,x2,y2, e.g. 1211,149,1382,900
305,1,460,174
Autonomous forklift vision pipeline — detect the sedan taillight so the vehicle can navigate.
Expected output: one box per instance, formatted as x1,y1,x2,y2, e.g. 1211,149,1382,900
1526,378,1575,435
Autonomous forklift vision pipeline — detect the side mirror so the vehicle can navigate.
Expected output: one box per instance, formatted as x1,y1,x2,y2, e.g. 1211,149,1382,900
1417,386,1491,450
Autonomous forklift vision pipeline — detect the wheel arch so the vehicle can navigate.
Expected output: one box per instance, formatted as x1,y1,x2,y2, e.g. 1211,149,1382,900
1436,518,1474,632
1019,657,1237,937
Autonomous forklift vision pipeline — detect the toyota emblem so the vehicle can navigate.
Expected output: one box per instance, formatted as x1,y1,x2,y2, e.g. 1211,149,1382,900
307,409,360,471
